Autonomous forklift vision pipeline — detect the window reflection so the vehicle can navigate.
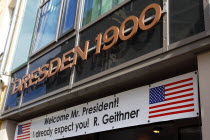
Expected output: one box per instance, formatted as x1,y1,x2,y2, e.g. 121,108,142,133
82,0,125,26
75,0,163,82
32,0,61,53
60,0,77,34
12,0,39,70
169,0,205,43
23,38,75,103
4,67,27,110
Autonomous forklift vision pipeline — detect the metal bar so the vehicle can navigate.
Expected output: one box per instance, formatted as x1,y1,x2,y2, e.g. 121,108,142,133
19,61,30,107
69,0,85,88
203,0,210,34
163,0,169,52
55,0,65,41
29,7,41,56
40,0,50,8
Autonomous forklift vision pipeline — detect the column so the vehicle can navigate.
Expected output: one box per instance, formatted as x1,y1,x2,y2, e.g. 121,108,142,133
197,51,210,140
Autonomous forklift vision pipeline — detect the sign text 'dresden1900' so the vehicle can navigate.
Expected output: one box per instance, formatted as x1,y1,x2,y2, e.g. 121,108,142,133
12,3,162,94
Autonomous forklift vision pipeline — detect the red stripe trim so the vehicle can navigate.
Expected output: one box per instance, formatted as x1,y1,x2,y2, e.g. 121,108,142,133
22,125,31,128
22,128,30,131
22,123,31,126
165,93,193,101
165,88,193,96
17,134,30,138
22,131,30,134
165,83,193,92
149,98,194,109
165,78,193,87
22,127,30,130
149,109,194,118
149,103,194,114
17,137,30,140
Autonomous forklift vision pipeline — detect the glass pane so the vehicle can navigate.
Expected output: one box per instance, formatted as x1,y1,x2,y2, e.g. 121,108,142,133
12,0,40,71
4,67,27,111
60,0,77,34
82,0,125,26
32,0,61,53
169,0,205,43
75,0,163,82
179,126,202,140
61,118,201,140
23,38,75,103
99,123,178,140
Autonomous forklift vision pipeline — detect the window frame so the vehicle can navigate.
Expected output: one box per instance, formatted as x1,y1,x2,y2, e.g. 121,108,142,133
167,0,209,51
30,0,78,56
58,0,78,37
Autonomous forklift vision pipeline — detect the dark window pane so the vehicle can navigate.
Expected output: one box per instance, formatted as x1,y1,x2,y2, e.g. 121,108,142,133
179,126,202,140
99,123,178,140
60,0,77,34
4,67,27,110
32,0,61,53
63,134,96,140
23,38,75,103
58,118,201,140
12,0,39,70
75,0,163,82
169,0,205,43
82,0,125,26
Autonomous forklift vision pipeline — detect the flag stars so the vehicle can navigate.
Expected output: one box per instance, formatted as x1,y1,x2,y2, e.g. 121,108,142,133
149,86,165,104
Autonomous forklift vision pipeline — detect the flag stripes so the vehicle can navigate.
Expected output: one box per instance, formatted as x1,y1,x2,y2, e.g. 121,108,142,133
149,77,195,118
16,122,31,140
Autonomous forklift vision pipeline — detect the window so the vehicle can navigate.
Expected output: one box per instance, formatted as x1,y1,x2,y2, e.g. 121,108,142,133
169,0,205,43
32,0,61,53
23,38,75,103
60,0,77,35
82,0,125,26
11,0,40,71
32,0,78,53
75,0,163,82
4,67,27,110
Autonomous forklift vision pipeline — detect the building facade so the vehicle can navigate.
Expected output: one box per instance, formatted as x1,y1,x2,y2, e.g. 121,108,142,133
0,0,210,140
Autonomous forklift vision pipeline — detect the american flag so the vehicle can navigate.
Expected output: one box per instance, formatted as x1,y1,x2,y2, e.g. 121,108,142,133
16,122,31,140
149,77,195,118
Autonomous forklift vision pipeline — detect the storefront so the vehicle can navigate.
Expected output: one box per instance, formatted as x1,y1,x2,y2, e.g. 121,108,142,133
14,72,202,140
1,0,210,140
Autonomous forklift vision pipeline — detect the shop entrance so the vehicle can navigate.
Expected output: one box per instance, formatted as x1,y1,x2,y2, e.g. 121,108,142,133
61,118,202,140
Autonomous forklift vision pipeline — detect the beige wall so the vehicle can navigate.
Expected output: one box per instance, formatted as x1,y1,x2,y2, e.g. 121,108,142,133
0,0,27,75
5,0,27,75
197,51,210,140
0,0,14,54
0,86,5,110
0,120,17,140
